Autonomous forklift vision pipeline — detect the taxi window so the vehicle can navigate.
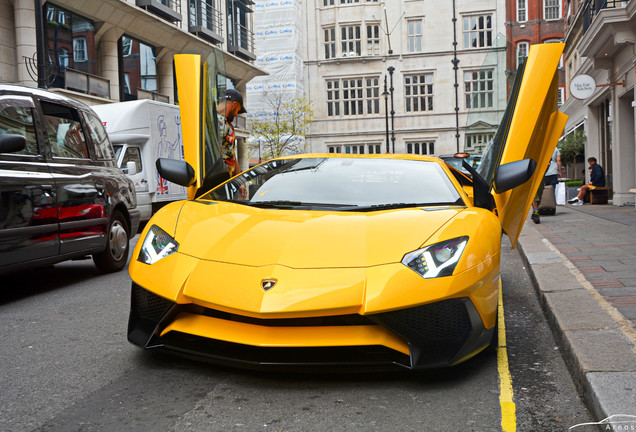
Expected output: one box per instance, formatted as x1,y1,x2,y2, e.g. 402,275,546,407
41,101,89,159
83,110,115,160
0,105,38,155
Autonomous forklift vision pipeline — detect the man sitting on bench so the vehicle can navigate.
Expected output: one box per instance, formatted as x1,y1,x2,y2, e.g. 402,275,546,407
568,157,605,206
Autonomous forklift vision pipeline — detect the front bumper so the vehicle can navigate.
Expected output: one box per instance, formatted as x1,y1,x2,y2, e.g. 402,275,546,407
128,283,494,370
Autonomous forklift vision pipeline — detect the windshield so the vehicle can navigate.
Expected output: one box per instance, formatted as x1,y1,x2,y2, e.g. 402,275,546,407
201,157,463,210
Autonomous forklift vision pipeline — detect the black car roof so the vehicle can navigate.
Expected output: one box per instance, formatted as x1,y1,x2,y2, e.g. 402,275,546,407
0,84,92,111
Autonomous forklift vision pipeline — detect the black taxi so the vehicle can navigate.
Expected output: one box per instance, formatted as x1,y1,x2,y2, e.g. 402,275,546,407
0,84,140,274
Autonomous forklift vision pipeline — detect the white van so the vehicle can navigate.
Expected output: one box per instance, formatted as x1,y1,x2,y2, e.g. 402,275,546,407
93,100,187,222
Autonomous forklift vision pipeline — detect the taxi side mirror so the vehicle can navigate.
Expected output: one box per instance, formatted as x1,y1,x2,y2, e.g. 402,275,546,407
493,158,537,193
156,158,196,187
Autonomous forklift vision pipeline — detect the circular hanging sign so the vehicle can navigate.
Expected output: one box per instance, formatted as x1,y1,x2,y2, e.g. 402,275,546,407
570,74,597,100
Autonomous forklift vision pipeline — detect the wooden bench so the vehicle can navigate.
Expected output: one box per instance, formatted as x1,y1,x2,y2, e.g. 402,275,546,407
583,186,609,204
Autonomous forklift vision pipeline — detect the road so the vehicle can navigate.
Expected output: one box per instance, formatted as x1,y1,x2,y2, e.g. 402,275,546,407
0,236,593,431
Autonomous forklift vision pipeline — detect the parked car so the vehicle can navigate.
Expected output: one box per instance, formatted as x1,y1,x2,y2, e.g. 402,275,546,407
0,84,140,275
127,43,567,370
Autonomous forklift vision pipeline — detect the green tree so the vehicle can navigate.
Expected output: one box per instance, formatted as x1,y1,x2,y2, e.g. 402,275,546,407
558,129,586,179
248,94,314,160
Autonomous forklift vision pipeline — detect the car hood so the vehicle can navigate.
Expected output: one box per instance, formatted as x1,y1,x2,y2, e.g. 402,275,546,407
175,201,462,268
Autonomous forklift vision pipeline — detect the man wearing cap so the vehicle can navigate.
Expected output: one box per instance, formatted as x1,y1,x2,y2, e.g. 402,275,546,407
218,88,246,177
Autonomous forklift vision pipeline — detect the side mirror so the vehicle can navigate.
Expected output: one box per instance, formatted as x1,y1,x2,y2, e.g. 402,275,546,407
156,158,196,187
126,161,137,176
0,134,27,153
493,158,537,193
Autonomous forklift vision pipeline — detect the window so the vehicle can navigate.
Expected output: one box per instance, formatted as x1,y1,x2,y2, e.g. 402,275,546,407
341,25,361,56
465,133,493,151
327,80,340,116
324,0,334,5
73,38,87,62
328,144,367,154
463,14,493,48
58,49,69,69
464,69,494,109
340,0,360,3
405,73,434,112
83,110,115,160
45,5,96,81
544,0,561,20
367,24,380,56
327,77,380,116
517,42,529,67
42,101,89,159
407,19,423,53
407,142,435,155
518,0,527,21
324,27,336,59
557,87,564,107
367,144,382,154
0,106,38,155
120,35,157,101
120,147,143,174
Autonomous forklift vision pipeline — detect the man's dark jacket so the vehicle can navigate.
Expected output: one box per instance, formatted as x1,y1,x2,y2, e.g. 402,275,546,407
590,163,606,187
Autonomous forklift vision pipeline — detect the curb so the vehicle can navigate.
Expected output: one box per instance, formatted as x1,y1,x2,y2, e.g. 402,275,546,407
516,222,636,421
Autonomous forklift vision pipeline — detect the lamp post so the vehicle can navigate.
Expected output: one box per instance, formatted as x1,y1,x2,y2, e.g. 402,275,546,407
382,76,390,153
451,0,460,153
387,66,395,153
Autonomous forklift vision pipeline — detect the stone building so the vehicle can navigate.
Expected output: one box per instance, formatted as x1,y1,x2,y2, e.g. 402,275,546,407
302,0,508,157
560,0,635,206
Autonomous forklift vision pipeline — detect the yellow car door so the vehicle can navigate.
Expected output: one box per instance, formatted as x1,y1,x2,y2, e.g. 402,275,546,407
174,49,227,199
478,43,568,247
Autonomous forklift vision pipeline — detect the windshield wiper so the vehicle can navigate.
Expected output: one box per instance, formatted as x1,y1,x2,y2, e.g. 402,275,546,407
247,200,359,210
349,201,464,212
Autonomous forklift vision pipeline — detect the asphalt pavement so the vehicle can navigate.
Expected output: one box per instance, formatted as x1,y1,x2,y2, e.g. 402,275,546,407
517,201,636,422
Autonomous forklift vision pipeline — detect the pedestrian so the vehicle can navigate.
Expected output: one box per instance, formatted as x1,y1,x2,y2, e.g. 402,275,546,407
531,147,561,223
568,157,605,205
218,88,246,178
195,88,247,198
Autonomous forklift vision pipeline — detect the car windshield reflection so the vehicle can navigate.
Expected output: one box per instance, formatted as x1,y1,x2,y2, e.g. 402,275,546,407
200,157,464,211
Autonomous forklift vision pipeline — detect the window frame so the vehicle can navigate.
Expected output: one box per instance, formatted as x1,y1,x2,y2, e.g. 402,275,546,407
404,73,434,113
544,0,561,20
464,68,494,109
407,19,423,53
517,0,528,22
462,14,494,49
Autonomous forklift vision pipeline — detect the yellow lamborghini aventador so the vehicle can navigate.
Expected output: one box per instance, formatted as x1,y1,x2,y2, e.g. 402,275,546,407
127,43,567,370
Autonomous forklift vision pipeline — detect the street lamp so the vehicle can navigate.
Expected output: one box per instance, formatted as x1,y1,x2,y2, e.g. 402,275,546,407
387,66,395,153
382,76,390,153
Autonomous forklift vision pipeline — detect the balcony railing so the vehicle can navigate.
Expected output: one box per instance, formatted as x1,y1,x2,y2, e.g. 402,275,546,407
63,68,111,99
582,0,626,33
188,0,223,44
227,22,256,61
136,0,182,23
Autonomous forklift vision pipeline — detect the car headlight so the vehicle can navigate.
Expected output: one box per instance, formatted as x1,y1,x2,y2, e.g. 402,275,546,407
138,225,179,265
401,236,468,278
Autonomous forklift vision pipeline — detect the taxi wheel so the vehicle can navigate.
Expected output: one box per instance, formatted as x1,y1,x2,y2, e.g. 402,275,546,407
93,210,129,273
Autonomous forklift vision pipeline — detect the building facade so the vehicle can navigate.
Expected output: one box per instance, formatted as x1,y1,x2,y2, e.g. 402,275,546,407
505,0,565,100
561,0,635,206
0,0,266,171
302,0,508,157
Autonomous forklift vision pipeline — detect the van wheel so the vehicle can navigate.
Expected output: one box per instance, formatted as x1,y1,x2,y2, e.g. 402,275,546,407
93,210,129,273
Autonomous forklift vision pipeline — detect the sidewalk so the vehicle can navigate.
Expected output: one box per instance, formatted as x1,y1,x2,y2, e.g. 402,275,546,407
516,203,636,421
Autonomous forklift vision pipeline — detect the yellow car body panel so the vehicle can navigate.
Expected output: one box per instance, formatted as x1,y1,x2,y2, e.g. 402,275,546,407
160,314,410,355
